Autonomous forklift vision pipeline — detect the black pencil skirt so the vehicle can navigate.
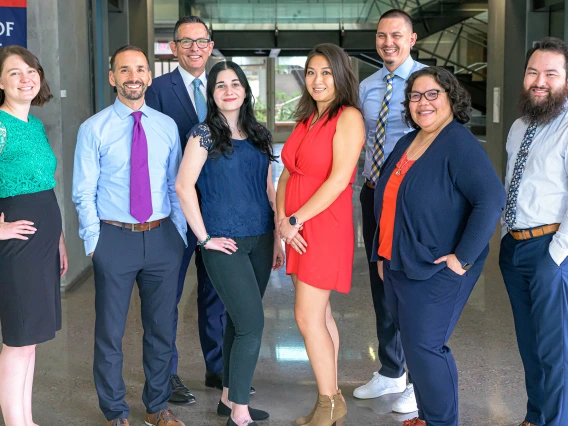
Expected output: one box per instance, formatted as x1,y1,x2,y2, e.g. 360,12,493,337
0,189,62,347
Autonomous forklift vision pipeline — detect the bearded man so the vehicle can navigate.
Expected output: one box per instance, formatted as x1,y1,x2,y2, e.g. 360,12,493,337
499,37,568,426
72,45,187,426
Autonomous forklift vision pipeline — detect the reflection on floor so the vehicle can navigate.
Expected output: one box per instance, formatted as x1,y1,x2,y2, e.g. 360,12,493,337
10,145,526,426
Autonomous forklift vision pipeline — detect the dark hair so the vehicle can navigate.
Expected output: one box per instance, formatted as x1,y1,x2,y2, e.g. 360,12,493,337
378,9,414,32
294,43,359,124
205,60,276,161
0,45,53,107
402,67,471,129
525,37,568,76
174,16,211,40
110,45,150,72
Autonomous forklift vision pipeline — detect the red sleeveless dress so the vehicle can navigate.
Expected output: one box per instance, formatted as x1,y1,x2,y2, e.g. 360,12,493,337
281,107,356,294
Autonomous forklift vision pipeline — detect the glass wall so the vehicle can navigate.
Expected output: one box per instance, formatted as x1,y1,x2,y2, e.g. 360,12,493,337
274,57,305,137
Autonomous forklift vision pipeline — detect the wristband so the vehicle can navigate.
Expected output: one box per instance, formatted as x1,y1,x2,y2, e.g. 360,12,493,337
197,234,211,247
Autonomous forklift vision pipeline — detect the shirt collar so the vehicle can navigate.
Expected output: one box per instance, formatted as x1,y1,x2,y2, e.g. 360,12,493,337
178,66,207,90
113,97,150,120
380,55,416,81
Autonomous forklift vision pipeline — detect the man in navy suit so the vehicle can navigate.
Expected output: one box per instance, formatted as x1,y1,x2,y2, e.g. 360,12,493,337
146,16,230,405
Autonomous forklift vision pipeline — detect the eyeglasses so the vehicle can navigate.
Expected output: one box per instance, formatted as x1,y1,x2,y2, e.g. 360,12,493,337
174,38,210,49
408,89,446,102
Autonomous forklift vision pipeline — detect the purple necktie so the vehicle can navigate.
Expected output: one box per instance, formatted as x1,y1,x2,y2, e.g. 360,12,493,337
130,111,152,223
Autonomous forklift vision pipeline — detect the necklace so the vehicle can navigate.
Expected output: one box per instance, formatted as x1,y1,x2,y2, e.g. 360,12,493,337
230,125,244,138
395,134,435,176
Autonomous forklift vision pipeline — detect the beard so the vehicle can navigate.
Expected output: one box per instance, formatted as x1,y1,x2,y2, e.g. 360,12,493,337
117,80,146,101
518,85,568,125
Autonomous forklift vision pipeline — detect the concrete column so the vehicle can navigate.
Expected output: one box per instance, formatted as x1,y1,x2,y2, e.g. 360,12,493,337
92,0,112,111
128,0,155,71
27,0,94,290
266,57,276,135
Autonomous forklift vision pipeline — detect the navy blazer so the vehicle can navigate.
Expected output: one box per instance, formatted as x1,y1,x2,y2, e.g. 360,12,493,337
146,68,200,151
370,120,506,280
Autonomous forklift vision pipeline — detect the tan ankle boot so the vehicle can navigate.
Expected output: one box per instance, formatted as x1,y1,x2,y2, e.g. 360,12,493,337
295,398,317,425
304,391,347,426
296,390,344,425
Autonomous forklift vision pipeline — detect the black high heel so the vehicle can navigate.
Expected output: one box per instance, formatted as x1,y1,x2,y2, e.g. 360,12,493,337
227,417,259,426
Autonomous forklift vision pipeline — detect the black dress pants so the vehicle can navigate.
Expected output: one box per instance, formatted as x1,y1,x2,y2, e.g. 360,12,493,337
360,184,406,378
92,219,185,420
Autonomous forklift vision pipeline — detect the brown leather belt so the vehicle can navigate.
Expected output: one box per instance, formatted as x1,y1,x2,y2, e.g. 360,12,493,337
365,180,375,190
101,217,168,232
509,223,560,241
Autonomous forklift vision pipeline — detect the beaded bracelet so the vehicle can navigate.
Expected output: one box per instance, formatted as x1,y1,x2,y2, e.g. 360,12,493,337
197,234,211,247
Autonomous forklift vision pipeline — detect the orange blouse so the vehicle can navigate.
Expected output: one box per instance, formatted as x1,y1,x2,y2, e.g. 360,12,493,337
378,151,416,260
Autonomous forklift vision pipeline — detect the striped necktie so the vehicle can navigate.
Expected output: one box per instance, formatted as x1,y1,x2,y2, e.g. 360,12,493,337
370,73,395,185
193,78,207,123
504,121,538,229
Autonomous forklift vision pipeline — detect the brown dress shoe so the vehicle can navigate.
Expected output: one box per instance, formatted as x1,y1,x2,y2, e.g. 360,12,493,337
106,419,129,426
403,418,426,426
144,409,185,426
519,422,536,426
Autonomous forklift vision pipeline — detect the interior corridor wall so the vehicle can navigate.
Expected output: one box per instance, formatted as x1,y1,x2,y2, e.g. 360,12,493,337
27,0,93,289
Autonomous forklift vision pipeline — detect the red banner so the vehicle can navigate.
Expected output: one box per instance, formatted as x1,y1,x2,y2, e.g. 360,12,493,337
0,0,26,7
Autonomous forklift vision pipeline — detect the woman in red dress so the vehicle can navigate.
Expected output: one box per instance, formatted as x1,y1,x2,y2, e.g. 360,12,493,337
276,43,365,426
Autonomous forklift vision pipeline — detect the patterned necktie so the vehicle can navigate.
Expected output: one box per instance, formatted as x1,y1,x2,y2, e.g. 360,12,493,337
130,111,153,223
370,72,395,185
504,121,538,229
193,78,207,122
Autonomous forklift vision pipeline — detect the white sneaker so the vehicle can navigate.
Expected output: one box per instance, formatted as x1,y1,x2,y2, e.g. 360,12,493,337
353,371,407,399
392,384,418,413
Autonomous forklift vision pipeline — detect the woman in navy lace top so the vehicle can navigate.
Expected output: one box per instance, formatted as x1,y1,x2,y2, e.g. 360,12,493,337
175,61,284,426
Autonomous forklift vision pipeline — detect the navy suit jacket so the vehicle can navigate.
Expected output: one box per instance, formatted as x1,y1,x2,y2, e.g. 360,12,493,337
146,68,200,151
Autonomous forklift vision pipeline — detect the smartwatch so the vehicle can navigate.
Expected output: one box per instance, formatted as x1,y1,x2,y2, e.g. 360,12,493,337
289,215,303,227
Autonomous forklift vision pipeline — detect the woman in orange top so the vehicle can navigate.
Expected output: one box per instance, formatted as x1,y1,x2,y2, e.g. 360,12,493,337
276,44,365,426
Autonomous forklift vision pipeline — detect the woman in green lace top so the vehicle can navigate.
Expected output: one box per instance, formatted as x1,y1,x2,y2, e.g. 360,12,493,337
0,45,68,426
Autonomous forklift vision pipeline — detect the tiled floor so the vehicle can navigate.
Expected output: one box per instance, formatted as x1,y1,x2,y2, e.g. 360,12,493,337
4,145,527,426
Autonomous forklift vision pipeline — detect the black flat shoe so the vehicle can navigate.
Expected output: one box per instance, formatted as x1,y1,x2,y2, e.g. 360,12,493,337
227,418,258,426
217,400,269,421
206,372,256,394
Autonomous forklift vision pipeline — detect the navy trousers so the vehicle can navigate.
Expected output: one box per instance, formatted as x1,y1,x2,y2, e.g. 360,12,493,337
92,220,184,420
360,185,406,378
500,232,568,426
171,226,225,375
383,252,484,426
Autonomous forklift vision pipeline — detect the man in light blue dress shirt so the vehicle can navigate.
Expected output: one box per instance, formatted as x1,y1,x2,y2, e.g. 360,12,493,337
500,37,568,426
355,9,426,414
72,45,187,426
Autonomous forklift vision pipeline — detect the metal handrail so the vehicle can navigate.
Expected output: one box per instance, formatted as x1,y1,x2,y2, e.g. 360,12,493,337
414,46,486,78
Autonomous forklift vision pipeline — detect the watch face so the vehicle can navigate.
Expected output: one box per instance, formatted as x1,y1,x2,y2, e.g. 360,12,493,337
289,216,297,226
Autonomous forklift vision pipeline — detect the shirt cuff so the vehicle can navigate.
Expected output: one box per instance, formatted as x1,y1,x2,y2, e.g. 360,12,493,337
172,219,188,246
549,240,567,266
84,234,99,257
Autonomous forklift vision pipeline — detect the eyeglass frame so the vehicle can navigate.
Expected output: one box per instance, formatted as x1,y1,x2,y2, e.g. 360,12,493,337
174,37,211,49
407,89,447,102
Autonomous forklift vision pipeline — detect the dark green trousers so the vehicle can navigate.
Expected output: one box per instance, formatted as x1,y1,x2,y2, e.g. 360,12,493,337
201,232,274,404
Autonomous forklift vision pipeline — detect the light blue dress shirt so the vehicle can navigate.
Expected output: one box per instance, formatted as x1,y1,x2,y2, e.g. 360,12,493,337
72,98,187,255
360,56,427,180
177,66,207,107
501,106,568,265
